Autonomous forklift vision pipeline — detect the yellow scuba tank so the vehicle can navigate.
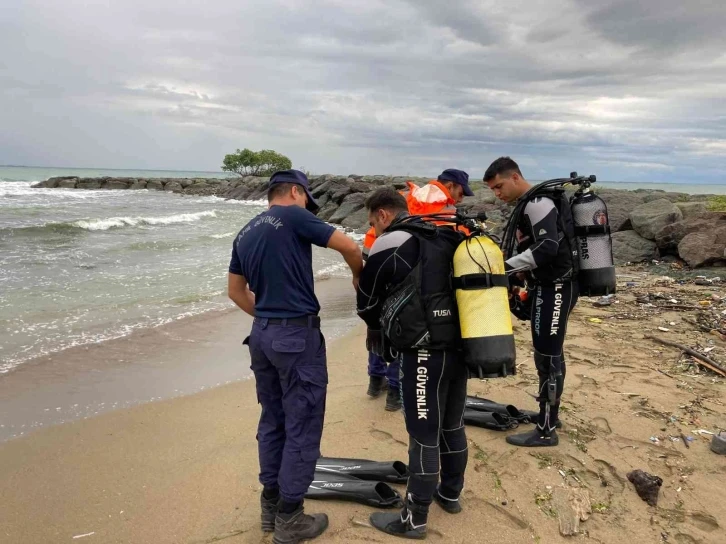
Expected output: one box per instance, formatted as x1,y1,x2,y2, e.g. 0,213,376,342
452,235,516,378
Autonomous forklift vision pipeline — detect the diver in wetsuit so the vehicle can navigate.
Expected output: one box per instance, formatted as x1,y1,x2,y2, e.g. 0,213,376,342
485,157,579,447
356,187,469,538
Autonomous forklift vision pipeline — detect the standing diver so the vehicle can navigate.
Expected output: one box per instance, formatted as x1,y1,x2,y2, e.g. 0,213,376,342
484,157,579,448
357,187,469,539
362,169,474,412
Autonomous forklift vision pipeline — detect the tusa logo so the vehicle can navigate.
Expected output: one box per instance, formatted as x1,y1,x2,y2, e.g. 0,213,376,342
321,483,344,488
433,309,452,317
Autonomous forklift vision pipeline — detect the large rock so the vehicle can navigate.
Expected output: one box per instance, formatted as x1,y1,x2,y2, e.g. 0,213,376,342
164,181,183,193
598,190,647,232
328,193,368,224
129,180,147,190
77,179,102,189
57,179,78,188
146,180,164,191
655,222,686,253
611,230,657,264
330,185,353,204
675,201,707,219
340,207,369,229
629,198,682,240
678,226,726,267
316,201,339,222
655,212,726,253
101,179,131,189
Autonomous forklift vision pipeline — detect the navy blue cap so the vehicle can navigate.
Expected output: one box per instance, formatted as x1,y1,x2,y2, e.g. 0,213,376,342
438,168,474,197
269,169,319,212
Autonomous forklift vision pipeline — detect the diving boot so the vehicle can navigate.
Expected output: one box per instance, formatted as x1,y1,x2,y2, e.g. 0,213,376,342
260,491,279,532
370,495,428,540
385,387,402,412
433,488,462,514
367,376,386,398
273,506,329,544
506,427,559,448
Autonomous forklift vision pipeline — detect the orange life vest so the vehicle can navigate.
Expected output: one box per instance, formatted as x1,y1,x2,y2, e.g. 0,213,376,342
363,181,468,258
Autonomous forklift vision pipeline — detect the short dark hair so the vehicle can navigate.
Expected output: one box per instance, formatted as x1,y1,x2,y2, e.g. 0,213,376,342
268,182,295,202
483,156,523,182
365,187,407,214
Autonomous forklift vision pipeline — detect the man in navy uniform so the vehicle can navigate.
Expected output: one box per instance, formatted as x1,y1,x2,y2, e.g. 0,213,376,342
228,169,363,542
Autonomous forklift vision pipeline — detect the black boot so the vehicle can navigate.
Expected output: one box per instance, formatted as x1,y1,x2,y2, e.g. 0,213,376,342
506,427,559,447
385,387,402,412
367,376,386,398
370,494,428,540
260,491,279,532
273,505,328,544
433,487,462,514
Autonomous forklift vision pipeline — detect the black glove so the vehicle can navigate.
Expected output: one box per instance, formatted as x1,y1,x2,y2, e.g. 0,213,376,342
366,328,384,356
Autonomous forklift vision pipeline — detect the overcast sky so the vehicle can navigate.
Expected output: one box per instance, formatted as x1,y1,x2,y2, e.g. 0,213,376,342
1,0,725,182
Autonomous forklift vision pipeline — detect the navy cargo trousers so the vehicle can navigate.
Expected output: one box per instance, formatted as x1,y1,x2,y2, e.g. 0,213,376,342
368,352,400,390
245,317,328,503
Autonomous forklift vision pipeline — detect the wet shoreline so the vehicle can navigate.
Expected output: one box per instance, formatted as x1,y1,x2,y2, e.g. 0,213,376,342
0,277,358,443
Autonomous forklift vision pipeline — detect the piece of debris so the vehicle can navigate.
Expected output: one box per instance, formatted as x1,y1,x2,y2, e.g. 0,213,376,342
711,431,726,455
594,295,615,307
72,533,96,540
657,327,670,332
644,335,726,377
552,487,591,536
627,469,663,506
588,318,602,324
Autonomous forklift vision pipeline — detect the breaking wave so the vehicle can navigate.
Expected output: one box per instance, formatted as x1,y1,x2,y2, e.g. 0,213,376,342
2,211,219,235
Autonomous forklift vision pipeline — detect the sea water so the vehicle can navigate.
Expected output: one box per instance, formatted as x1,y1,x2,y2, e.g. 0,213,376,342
0,167,359,374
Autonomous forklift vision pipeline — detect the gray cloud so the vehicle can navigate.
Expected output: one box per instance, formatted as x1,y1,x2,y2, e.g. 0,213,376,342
1,0,725,182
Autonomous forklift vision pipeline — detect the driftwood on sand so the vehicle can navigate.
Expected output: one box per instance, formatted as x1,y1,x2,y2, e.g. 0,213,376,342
644,335,726,377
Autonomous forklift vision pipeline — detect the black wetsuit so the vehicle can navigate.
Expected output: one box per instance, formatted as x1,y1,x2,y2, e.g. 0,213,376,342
507,195,579,433
357,226,468,507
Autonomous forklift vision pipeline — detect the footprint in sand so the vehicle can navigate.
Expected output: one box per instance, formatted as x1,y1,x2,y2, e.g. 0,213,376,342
674,533,699,543
465,497,529,530
593,459,626,493
369,428,407,447
687,511,719,532
591,417,612,435
574,374,599,389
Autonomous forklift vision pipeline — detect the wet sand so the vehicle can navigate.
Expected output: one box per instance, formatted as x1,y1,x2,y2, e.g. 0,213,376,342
0,278,358,442
1,268,725,543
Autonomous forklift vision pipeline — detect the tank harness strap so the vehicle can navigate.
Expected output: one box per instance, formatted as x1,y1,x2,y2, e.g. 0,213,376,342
574,225,610,236
452,273,509,290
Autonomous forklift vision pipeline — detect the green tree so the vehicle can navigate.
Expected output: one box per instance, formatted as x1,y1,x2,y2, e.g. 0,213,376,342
221,148,292,177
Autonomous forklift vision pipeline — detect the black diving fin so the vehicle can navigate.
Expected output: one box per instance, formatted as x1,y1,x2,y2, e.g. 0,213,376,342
463,408,519,431
466,395,539,423
305,470,404,508
315,457,409,484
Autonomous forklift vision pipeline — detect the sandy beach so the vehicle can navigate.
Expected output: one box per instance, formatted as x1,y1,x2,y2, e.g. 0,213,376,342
1,267,725,544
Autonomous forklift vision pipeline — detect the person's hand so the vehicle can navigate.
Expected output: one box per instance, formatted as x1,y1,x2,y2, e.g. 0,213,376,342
366,328,383,356
352,275,360,291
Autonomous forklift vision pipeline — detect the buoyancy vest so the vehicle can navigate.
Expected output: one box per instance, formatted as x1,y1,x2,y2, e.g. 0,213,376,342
378,219,465,351
515,189,579,285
